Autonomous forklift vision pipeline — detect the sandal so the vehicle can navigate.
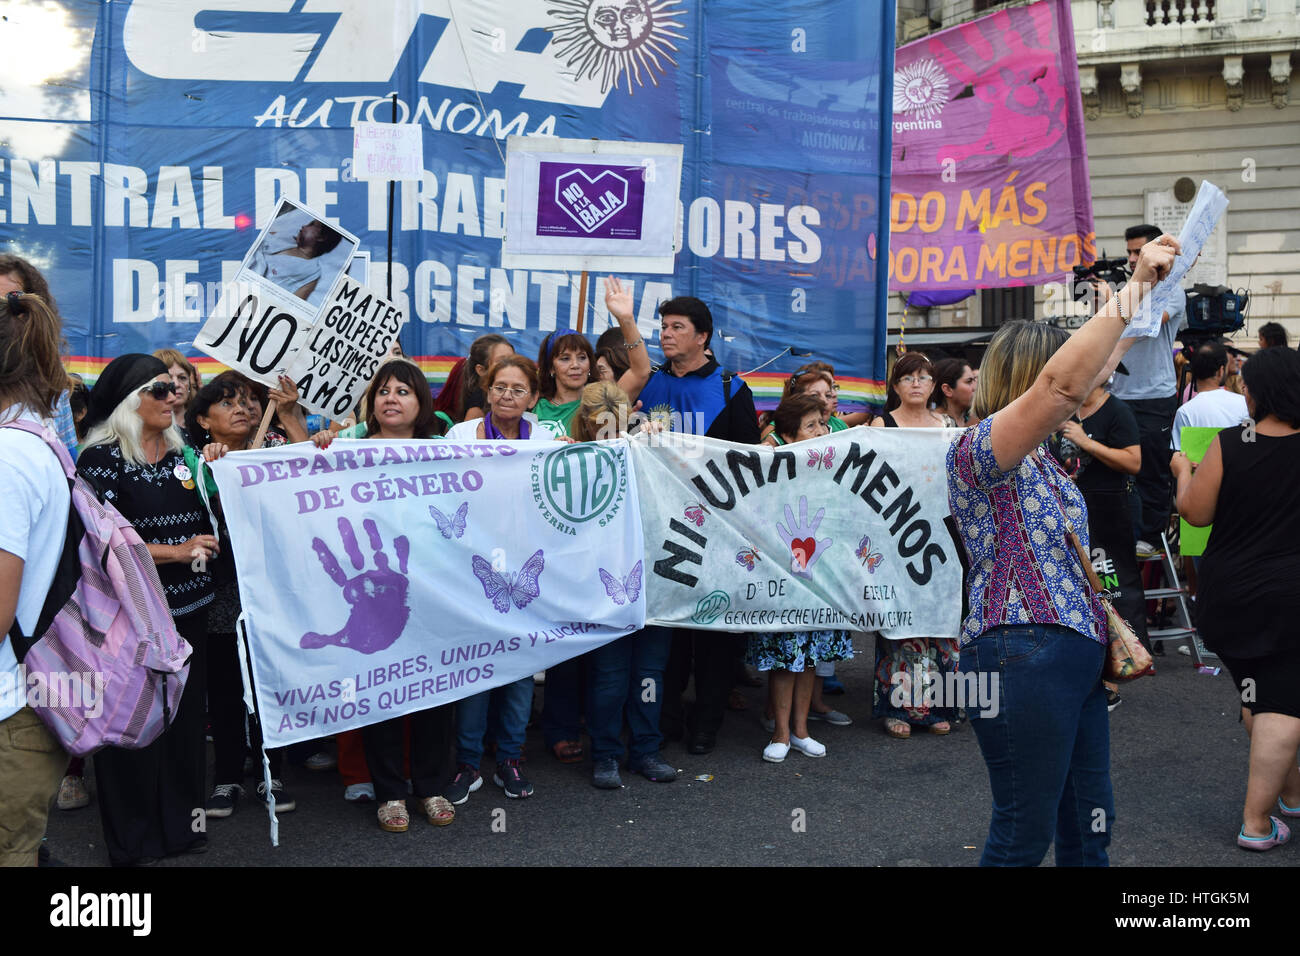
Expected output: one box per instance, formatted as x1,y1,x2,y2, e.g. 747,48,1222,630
929,720,951,735
884,718,911,739
377,800,409,832
551,740,584,764
420,795,455,827
1237,816,1290,851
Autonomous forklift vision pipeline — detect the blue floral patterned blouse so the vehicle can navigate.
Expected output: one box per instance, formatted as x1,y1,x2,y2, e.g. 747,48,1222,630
946,415,1106,648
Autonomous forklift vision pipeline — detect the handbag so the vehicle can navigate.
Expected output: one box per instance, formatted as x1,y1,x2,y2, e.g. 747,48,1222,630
1034,450,1155,682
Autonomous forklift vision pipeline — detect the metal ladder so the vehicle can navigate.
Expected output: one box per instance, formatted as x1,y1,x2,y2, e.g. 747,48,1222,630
1140,530,1218,667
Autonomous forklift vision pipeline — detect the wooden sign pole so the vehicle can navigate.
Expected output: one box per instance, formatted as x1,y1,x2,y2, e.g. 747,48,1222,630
576,270,589,334
252,399,276,449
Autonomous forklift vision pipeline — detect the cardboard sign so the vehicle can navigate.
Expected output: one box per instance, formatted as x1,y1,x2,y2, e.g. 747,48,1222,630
352,121,424,182
284,276,407,419
194,198,359,387
502,136,683,274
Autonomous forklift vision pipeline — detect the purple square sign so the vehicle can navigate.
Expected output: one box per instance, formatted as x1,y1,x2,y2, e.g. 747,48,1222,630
536,162,645,240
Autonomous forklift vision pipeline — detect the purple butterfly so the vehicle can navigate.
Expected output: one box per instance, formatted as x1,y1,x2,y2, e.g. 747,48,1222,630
857,535,884,573
429,502,468,539
471,550,545,614
598,561,643,606
807,447,835,470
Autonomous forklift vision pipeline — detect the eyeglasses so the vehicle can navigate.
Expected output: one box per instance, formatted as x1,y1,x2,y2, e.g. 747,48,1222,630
139,381,178,400
899,374,933,386
490,384,530,398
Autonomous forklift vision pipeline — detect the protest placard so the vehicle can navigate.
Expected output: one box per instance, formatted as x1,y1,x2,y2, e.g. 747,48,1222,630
502,135,683,273
1127,181,1229,338
352,121,424,181
283,275,408,419
194,197,359,387
208,438,645,749
629,428,963,638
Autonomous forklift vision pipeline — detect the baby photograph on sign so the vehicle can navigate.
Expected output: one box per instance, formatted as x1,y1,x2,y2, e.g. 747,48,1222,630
246,199,359,308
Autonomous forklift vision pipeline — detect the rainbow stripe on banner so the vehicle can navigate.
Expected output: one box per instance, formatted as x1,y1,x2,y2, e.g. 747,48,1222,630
740,372,887,413
66,357,886,413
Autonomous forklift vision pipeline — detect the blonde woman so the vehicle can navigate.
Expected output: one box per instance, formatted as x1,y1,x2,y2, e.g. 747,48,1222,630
573,382,678,787
947,235,1178,866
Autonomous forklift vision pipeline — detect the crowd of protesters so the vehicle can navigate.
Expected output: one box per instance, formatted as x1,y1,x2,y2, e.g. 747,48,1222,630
3,228,1299,867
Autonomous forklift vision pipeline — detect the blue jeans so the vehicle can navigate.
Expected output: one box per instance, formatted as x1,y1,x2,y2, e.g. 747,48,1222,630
455,676,534,767
961,624,1114,867
587,626,673,763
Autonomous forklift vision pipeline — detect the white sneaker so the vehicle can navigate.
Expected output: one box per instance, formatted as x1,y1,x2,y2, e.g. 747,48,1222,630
344,782,375,803
1135,540,1162,560
790,734,827,758
1177,644,1191,656
304,750,337,771
762,740,790,763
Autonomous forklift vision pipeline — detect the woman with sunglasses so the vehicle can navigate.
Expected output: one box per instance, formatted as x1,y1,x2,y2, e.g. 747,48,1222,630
76,354,218,865
870,353,960,737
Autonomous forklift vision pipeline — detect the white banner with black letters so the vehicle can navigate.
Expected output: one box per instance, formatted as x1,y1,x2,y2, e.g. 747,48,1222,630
629,429,963,638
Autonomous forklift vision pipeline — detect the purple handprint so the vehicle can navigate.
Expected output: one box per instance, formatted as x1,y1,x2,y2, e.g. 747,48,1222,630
300,516,411,655
776,496,833,577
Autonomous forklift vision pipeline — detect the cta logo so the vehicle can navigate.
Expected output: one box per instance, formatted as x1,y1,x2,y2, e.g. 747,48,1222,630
892,57,950,122
548,0,687,94
531,444,625,535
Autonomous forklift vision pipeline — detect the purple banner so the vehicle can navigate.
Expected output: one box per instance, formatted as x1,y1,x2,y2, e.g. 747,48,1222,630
536,161,646,239
887,0,1094,291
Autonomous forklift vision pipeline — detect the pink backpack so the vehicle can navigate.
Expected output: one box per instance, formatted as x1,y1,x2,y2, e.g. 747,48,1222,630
3,420,191,756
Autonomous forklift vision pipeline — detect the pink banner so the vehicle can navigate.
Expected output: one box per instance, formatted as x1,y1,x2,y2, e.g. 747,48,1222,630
888,0,1094,291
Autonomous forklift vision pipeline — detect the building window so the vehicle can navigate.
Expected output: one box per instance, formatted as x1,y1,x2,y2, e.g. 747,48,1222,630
980,286,1035,327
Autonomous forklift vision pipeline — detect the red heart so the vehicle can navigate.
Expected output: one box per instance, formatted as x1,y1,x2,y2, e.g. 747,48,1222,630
791,537,816,569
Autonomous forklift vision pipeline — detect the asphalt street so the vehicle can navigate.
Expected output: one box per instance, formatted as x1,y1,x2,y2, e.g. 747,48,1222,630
41,641,1292,868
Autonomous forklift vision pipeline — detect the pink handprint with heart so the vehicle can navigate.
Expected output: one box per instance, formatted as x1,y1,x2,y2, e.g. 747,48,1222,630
777,497,832,577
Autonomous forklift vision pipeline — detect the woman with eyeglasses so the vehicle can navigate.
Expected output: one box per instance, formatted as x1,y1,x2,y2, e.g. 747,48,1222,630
76,354,218,866
444,356,548,802
869,352,960,737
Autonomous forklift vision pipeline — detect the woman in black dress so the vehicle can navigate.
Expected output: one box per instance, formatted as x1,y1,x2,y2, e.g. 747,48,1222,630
77,354,218,866
1173,346,1300,851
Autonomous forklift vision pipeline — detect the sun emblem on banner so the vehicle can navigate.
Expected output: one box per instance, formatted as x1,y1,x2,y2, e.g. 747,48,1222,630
892,58,950,121
547,0,687,94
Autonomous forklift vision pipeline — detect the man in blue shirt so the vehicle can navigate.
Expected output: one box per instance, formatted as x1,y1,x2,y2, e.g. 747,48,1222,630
1105,224,1189,557
641,296,760,754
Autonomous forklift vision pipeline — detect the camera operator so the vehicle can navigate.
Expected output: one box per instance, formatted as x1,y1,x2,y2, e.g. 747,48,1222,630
1091,224,1190,558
